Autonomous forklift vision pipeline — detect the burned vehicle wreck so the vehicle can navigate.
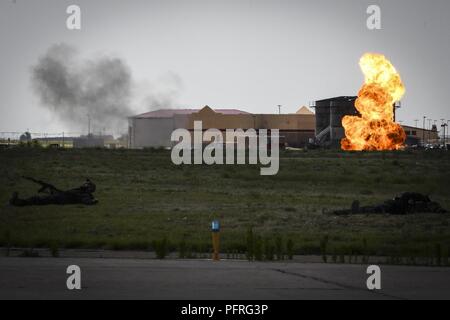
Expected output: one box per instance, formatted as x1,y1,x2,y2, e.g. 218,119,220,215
333,192,447,216
10,176,98,207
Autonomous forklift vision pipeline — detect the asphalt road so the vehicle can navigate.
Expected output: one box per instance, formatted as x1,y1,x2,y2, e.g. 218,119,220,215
0,257,449,300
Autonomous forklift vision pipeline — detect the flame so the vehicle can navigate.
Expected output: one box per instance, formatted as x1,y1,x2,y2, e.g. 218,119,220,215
341,53,406,151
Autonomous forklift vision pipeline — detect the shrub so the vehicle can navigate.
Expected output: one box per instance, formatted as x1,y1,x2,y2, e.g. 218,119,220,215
275,235,284,261
362,238,369,264
435,243,442,266
179,239,187,259
286,239,294,260
444,246,449,266
331,252,337,263
254,236,263,261
246,228,254,261
263,238,274,261
4,230,11,257
50,242,59,258
320,235,329,263
153,238,169,259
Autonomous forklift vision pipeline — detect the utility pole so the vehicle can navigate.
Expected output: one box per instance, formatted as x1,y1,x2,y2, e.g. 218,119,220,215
441,123,448,147
394,101,401,122
87,114,91,136
444,124,447,147
414,119,419,128
444,120,449,147
277,105,282,115
423,116,426,146
447,120,450,147
427,118,432,130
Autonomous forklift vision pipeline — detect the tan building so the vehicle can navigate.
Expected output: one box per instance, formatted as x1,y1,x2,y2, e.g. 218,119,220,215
128,106,316,148
402,125,440,146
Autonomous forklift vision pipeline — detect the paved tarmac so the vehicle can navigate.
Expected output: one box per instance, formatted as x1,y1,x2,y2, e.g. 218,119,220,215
0,257,449,300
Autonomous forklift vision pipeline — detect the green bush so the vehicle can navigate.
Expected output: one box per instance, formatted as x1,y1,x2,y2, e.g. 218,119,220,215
286,239,294,260
246,228,254,261
362,238,369,264
320,235,329,263
153,238,169,259
178,239,187,259
4,230,11,257
444,246,449,266
254,236,263,261
50,242,59,258
332,252,337,263
275,235,284,261
263,238,274,261
435,243,442,266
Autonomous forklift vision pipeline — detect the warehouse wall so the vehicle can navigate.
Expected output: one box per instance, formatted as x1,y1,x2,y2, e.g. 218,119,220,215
256,114,315,131
179,106,256,130
180,107,315,147
182,107,315,131
402,125,439,144
130,107,316,148
129,118,174,148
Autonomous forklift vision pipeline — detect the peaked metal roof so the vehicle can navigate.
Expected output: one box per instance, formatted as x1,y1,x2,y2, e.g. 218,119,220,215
132,107,250,119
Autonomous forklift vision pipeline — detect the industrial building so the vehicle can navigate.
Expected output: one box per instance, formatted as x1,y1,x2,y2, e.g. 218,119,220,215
312,96,441,147
402,125,439,146
128,99,440,149
313,96,359,147
128,106,316,148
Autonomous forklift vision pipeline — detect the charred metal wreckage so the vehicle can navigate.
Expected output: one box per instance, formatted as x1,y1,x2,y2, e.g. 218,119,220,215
333,192,447,215
10,176,98,207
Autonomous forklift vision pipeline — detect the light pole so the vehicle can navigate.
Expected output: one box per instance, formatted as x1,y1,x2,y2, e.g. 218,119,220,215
87,114,91,136
423,116,426,146
447,120,450,147
277,105,282,115
414,119,419,128
441,123,448,147
444,120,449,147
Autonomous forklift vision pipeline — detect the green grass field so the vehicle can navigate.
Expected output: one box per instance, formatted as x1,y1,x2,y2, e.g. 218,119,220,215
1,147,450,262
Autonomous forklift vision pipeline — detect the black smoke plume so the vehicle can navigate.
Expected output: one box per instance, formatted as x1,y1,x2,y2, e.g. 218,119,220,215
31,43,134,134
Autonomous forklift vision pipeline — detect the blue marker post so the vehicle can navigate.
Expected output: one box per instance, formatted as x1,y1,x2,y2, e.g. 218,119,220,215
211,220,220,261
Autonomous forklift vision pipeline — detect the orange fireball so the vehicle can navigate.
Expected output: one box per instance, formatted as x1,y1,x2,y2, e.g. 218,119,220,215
341,53,406,151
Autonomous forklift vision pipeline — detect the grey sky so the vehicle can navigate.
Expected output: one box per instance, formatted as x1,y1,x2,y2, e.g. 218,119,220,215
1,0,449,135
